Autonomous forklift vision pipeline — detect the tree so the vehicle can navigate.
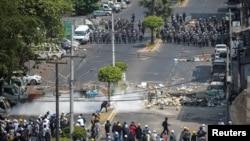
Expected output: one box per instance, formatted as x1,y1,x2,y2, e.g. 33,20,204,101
139,0,172,21
18,0,74,40
114,62,128,72
142,16,163,43
98,66,122,103
73,0,99,16
0,0,39,79
114,61,128,81
0,0,74,79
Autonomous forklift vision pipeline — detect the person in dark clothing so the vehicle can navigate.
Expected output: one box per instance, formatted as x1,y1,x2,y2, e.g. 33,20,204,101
161,117,170,136
105,120,112,137
131,13,135,22
100,101,109,112
135,123,143,141
191,131,197,141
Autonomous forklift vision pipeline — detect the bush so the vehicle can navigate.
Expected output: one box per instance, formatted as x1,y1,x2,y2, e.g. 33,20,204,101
52,137,70,141
61,126,87,140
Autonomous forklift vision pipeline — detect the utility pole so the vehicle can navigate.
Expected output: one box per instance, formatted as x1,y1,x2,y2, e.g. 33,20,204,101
226,9,233,123
70,25,75,141
46,61,67,141
112,12,115,67
62,25,87,141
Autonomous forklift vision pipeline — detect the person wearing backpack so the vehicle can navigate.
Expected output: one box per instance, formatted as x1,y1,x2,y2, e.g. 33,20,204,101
197,126,206,141
182,127,191,141
161,117,170,137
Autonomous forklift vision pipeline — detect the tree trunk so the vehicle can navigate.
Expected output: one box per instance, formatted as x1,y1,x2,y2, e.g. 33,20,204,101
152,0,155,15
151,28,154,43
108,82,111,104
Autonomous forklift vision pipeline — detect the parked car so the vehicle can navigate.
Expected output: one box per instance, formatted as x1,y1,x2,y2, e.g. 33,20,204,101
214,44,228,53
117,0,127,9
108,2,121,13
93,10,112,16
33,43,66,60
61,38,80,51
100,3,113,11
125,0,131,4
23,73,42,85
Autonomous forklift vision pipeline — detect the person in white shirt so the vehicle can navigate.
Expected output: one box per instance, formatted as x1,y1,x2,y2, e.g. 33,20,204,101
217,119,225,125
151,130,158,141
77,116,85,127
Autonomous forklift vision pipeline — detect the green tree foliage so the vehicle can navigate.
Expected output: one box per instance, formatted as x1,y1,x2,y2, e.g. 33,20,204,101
18,0,74,40
142,16,163,43
139,0,172,21
98,65,122,103
73,0,99,16
0,0,73,79
98,66,122,83
114,62,128,72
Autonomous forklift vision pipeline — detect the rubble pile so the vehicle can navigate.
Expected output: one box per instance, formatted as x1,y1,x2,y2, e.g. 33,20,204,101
152,92,226,107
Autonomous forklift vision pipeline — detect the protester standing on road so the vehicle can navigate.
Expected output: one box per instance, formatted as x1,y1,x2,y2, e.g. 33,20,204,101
135,123,143,141
161,117,170,137
129,121,137,136
151,130,158,141
169,130,176,141
105,120,112,138
191,131,197,141
197,126,206,141
182,127,191,141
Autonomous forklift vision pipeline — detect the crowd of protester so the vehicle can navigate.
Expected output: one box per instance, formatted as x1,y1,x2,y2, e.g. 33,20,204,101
103,117,209,141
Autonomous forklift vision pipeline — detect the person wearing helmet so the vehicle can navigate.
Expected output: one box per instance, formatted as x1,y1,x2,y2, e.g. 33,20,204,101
197,126,206,141
191,131,197,141
143,124,149,134
169,130,176,141
228,120,233,125
182,127,191,141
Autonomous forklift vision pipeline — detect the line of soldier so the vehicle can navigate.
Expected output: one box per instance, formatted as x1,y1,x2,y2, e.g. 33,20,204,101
160,15,229,48
89,16,145,44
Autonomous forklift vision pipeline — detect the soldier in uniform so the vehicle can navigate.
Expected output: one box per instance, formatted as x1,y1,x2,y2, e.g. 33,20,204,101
128,30,132,43
131,13,135,23
122,29,127,44
139,31,143,42
96,30,101,44
132,30,137,43
138,20,142,32
93,30,98,43
89,31,93,44
118,30,122,44
115,30,119,44
107,31,112,44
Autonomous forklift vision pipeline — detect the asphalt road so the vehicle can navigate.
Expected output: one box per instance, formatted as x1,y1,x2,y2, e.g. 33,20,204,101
39,0,229,88
10,1,229,140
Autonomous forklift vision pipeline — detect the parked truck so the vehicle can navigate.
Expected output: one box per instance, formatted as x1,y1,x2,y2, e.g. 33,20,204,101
0,82,29,105
0,96,11,118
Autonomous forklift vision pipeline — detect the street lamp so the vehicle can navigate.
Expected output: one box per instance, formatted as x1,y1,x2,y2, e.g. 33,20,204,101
111,12,115,67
